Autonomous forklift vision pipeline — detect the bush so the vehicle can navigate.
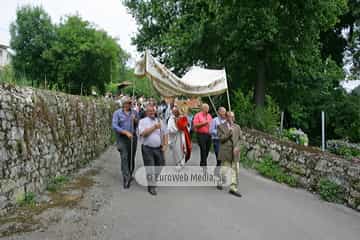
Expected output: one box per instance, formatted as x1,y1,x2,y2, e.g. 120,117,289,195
254,155,298,187
327,140,360,160
233,90,280,134
280,128,309,146
318,178,345,203
239,154,298,187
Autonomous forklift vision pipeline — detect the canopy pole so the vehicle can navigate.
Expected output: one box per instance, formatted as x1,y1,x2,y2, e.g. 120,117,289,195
224,69,231,112
208,95,218,116
130,65,136,177
226,89,231,112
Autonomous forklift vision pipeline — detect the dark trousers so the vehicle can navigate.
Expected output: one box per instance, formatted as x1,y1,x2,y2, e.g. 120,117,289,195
213,139,221,167
197,132,211,166
117,135,137,180
141,145,165,187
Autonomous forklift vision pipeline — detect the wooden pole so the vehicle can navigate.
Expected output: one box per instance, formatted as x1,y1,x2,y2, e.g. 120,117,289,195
226,89,231,112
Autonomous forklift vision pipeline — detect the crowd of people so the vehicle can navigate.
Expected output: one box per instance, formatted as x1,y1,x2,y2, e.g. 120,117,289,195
112,95,242,197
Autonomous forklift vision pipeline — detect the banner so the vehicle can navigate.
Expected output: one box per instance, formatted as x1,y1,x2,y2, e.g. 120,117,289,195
134,51,228,97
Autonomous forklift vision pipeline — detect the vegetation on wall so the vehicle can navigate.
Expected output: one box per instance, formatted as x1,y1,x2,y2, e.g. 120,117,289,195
318,178,345,203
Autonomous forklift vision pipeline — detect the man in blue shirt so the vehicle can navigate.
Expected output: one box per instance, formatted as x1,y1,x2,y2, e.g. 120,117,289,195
112,96,139,189
210,106,227,168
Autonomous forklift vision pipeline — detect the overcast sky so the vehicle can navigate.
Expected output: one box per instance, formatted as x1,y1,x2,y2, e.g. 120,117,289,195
0,0,139,60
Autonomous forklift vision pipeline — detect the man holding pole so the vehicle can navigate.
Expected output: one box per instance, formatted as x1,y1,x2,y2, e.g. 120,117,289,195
112,96,139,189
138,104,168,195
193,103,213,167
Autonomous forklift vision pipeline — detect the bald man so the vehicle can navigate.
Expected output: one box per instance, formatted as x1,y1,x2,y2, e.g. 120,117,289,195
193,103,213,167
138,104,168,195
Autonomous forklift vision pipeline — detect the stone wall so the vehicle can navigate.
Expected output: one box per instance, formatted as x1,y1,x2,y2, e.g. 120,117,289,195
241,128,360,210
0,84,115,212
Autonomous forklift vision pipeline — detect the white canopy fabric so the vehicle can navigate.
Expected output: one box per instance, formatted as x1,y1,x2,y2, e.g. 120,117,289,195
134,51,228,97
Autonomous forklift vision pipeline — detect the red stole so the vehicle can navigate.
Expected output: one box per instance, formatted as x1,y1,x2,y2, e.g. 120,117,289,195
176,116,192,162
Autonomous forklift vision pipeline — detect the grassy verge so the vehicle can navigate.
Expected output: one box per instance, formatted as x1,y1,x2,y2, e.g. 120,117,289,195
240,154,298,187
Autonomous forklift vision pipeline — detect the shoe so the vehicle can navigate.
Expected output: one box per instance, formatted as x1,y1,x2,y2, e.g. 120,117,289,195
123,177,130,189
126,179,131,188
229,190,242,198
216,185,223,190
148,186,157,196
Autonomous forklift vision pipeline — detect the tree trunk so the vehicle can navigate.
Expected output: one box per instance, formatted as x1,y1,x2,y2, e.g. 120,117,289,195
254,56,266,107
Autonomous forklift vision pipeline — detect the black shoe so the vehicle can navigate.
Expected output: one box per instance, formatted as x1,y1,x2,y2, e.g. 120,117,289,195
229,190,242,198
148,186,157,196
216,185,223,190
123,177,130,189
126,179,131,188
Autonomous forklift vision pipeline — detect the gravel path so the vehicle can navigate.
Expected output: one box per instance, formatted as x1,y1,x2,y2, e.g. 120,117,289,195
3,144,360,240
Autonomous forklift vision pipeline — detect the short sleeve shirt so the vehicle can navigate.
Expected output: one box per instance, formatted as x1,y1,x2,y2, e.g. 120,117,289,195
193,112,212,134
138,117,167,147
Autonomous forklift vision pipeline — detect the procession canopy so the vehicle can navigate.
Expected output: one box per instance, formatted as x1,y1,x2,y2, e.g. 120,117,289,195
134,51,228,97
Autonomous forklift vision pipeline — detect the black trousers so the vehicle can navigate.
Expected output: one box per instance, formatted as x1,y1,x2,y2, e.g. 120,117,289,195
141,145,165,187
197,133,211,166
117,135,137,179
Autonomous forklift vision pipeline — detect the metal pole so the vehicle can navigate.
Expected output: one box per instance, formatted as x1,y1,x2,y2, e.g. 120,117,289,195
280,111,284,132
321,111,325,151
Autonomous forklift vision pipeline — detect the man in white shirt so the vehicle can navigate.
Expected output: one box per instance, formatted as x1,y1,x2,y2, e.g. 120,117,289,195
138,104,168,195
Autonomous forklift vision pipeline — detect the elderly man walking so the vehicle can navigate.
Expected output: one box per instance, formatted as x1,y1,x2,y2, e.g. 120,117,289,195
112,96,139,189
193,103,213,167
217,111,242,197
138,104,168,195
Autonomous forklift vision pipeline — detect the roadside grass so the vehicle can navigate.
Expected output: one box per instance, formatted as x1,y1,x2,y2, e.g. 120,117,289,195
46,175,70,192
239,153,298,187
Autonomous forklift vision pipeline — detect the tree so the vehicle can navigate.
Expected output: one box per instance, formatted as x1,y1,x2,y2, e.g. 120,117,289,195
320,0,360,79
10,5,55,86
124,0,347,106
10,6,129,95
43,15,128,95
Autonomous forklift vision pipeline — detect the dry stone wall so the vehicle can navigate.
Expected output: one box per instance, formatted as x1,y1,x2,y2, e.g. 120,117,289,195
0,84,115,213
241,128,360,211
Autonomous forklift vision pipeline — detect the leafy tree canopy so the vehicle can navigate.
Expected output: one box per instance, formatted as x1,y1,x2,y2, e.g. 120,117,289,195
10,5,129,95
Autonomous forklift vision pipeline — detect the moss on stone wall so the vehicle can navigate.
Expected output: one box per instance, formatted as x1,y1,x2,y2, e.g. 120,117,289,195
0,84,115,214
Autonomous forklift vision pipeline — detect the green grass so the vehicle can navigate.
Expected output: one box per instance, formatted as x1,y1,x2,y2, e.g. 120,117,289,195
240,154,298,187
46,175,70,192
16,192,36,207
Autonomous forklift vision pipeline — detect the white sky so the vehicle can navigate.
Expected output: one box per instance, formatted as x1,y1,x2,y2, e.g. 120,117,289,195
0,0,139,61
